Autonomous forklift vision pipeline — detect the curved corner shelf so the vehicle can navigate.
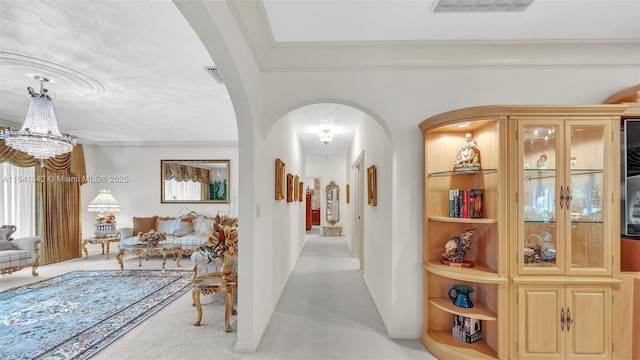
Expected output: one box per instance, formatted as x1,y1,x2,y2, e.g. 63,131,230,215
422,331,497,360
428,168,497,177
429,216,497,224
423,261,507,284
430,298,497,321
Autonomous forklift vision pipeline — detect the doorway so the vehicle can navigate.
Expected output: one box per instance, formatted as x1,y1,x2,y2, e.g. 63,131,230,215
305,177,321,235
352,152,365,272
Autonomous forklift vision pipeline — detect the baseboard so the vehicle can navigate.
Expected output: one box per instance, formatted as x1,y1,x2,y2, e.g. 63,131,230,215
362,274,421,340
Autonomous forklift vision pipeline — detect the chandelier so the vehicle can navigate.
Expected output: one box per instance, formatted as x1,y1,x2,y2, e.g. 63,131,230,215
0,76,77,167
318,129,335,146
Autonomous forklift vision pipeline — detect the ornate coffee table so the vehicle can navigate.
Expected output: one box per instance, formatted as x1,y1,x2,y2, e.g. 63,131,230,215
82,235,120,259
116,243,182,274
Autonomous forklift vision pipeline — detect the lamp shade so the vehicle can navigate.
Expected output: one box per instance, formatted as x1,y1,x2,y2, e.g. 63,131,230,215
88,189,120,212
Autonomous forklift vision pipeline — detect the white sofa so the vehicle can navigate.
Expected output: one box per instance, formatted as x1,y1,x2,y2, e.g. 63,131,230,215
117,214,219,255
0,225,42,277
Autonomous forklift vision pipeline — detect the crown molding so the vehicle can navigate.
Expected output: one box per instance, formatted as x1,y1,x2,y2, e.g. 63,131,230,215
228,0,640,72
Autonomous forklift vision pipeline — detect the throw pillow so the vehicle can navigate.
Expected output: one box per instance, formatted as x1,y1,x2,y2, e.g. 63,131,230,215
157,217,182,234
0,240,15,250
133,216,158,236
172,228,192,236
193,216,214,234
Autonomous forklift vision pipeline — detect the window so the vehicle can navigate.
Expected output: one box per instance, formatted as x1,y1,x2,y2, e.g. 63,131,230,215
0,162,36,238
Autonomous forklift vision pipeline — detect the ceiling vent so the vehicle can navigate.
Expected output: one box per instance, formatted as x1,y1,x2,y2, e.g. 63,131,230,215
204,66,224,84
433,0,534,12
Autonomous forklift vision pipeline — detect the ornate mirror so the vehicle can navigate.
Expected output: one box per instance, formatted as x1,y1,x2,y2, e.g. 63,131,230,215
325,181,340,225
161,160,229,203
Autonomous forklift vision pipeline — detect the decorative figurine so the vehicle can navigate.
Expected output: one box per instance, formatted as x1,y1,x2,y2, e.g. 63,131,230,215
441,228,476,267
570,156,577,169
536,154,547,169
454,133,481,170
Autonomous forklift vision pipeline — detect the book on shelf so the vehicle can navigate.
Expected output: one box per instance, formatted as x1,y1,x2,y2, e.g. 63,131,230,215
449,189,483,218
452,315,482,343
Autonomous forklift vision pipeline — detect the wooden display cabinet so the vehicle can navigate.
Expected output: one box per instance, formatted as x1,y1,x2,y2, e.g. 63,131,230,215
507,107,625,360
420,105,627,359
420,113,509,359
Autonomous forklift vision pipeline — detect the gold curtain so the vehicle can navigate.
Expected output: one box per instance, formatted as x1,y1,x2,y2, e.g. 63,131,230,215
0,139,86,264
163,162,210,184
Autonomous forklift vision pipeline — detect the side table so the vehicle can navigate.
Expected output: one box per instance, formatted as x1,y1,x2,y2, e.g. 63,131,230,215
191,262,238,332
82,235,120,259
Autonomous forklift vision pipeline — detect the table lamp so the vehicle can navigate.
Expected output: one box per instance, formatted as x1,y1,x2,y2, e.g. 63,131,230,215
88,188,120,238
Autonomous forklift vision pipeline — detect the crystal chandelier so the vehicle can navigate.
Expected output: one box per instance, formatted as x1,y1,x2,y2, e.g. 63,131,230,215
0,76,77,167
318,129,335,146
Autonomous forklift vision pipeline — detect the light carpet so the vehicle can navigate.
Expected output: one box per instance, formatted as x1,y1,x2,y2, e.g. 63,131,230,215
0,269,192,360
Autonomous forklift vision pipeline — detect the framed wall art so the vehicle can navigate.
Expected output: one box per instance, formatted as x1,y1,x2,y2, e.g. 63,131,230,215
346,184,350,204
275,158,285,200
286,173,294,202
367,165,377,206
299,181,304,202
294,175,300,201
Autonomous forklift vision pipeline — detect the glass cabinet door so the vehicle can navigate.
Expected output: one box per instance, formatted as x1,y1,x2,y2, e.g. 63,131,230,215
520,122,563,273
565,123,609,273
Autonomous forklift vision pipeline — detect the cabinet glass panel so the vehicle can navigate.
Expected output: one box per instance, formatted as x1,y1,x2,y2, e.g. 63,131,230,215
522,124,560,268
568,125,605,270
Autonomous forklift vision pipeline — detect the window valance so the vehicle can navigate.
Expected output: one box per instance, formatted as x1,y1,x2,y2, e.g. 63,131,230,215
163,162,210,184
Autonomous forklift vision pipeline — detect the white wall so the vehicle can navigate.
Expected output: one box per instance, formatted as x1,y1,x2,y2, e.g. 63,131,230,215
81,142,238,238
249,115,307,344
348,113,394,334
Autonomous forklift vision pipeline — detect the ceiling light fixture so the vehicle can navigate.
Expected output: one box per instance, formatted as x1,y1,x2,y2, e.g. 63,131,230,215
0,75,77,167
318,129,335,146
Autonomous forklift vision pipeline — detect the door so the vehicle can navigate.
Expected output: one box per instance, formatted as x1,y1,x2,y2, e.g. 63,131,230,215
517,285,613,359
352,151,364,272
517,120,613,276
565,286,612,359
517,120,564,275
518,285,564,359
564,122,612,276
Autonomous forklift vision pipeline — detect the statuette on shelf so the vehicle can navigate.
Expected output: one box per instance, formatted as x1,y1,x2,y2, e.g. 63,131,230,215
454,133,480,171
441,228,475,267
536,154,547,169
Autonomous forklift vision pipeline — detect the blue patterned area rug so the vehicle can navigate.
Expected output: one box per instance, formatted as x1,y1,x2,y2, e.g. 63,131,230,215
0,269,192,360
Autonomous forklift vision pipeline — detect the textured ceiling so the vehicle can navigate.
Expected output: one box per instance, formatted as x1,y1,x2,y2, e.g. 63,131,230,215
0,0,638,154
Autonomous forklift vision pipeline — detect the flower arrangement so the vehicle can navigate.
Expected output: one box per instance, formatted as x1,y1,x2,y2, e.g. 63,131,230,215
139,229,167,244
198,214,238,263
96,213,116,224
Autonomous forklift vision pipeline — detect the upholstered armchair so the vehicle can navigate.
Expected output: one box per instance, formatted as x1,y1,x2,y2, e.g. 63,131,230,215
0,225,42,277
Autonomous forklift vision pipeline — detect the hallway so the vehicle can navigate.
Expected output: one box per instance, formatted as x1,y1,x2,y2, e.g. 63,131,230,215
244,231,435,360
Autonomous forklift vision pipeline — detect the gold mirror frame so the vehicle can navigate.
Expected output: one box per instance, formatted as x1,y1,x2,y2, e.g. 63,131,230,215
326,180,340,225
161,160,230,204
